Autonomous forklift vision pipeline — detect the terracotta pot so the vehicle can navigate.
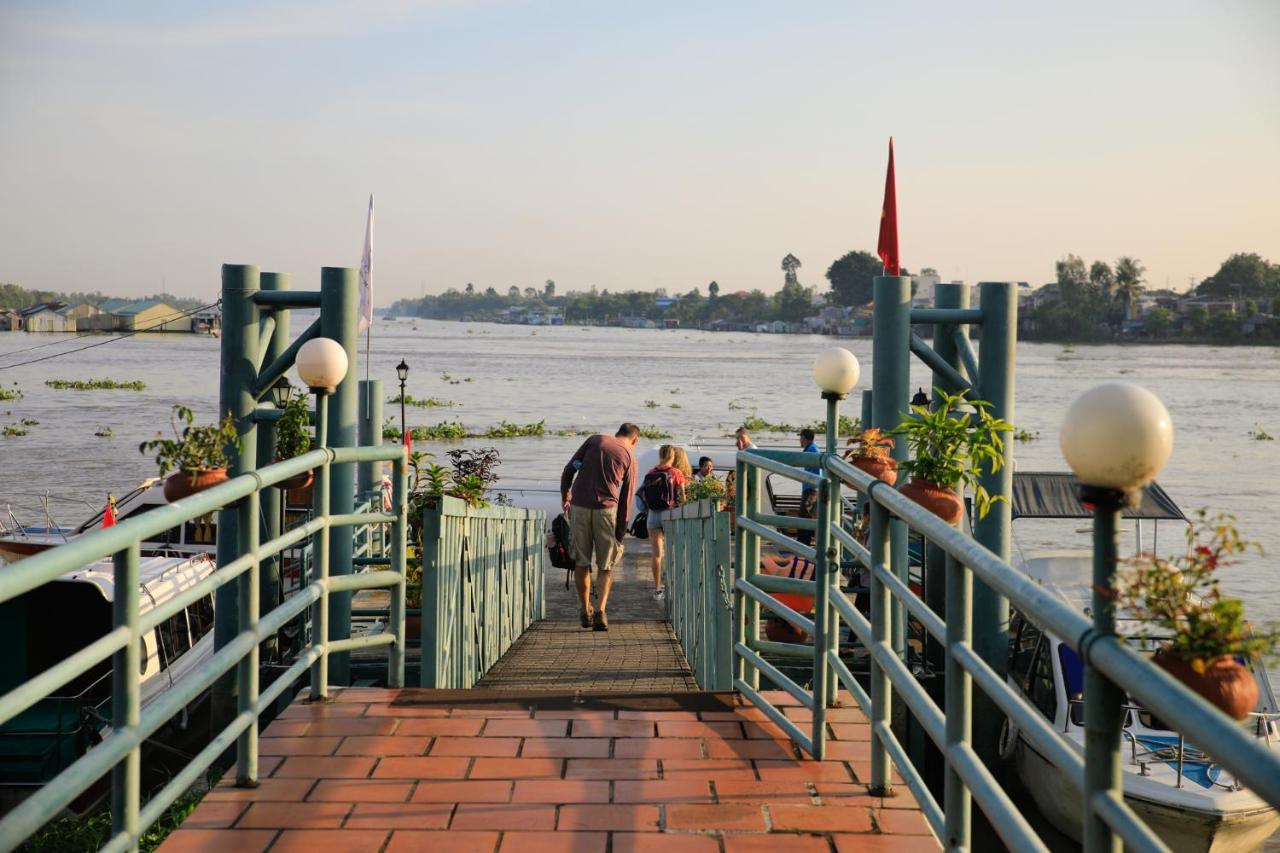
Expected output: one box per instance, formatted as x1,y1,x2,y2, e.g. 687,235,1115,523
898,478,963,524
1153,648,1258,721
764,617,809,645
286,481,314,506
850,455,898,488
164,468,228,502
405,614,422,640
272,458,314,493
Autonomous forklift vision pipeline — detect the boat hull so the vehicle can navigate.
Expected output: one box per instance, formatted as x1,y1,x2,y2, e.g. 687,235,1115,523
1015,735,1280,853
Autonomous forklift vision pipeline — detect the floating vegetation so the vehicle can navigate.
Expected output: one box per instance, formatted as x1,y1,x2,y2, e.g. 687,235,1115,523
388,394,458,408
644,400,658,409
95,427,114,438
552,428,594,437
739,414,861,435
727,397,753,411
669,403,682,409
3,424,28,437
639,426,673,439
46,378,146,391
19,418,39,426
0,385,21,401
1013,428,1040,443
668,387,681,395
1249,424,1274,441
483,420,546,438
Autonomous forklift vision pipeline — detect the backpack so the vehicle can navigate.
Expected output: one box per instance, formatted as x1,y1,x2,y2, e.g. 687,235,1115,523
640,467,680,511
548,514,573,571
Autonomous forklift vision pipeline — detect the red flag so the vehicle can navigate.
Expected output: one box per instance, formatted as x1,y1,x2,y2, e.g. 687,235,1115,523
103,496,117,528
877,137,900,275
403,432,412,454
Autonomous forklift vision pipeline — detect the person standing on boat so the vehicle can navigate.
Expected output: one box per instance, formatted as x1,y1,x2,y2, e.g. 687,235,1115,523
797,427,820,546
561,423,640,632
735,427,756,451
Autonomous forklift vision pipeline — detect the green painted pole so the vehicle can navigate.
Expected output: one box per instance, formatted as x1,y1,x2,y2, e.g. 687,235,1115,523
1083,488,1126,853
745,466,762,691
943,550,972,849
110,543,140,851
858,390,873,517
733,457,748,686
389,450,408,688
868,497,893,797
810,472,832,760
256,272,289,660
823,393,842,708
310,393,331,699
872,275,911,658
972,281,1016,763
358,380,384,498
215,264,259,735
235,486,260,786
321,267,359,685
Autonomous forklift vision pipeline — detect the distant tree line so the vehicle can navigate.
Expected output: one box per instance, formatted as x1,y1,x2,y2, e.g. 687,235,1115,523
0,282,206,312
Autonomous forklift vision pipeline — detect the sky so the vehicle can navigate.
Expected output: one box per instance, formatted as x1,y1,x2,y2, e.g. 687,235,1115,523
1,1,1277,303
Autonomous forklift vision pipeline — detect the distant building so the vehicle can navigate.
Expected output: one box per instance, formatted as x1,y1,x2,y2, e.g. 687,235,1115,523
111,300,185,332
58,302,101,330
18,302,71,332
0,309,18,331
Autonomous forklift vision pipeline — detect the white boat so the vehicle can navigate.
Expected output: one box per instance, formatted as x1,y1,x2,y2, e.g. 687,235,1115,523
1002,474,1280,852
0,554,217,810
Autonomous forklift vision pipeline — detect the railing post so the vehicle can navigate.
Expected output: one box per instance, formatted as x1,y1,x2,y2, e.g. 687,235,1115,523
868,497,893,796
256,271,289,661
236,486,260,786
823,392,842,708
111,543,141,851
973,281,1016,763
420,502,443,687
215,263,260,734
744,465,762,690
733,458,747,685
309,393,332,700
872,274,912,659
1083,488,1125,852
810,476,832,760
321,267,359,686
388,448,408,688
943,552,972,848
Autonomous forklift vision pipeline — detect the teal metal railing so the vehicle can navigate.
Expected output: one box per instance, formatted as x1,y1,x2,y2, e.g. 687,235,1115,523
420,497,545,688
0,443,408,853
727,446,1280,851
661,499,733,691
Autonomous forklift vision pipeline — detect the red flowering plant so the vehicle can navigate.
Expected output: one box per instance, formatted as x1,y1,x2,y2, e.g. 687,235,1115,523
1111,510,1278,672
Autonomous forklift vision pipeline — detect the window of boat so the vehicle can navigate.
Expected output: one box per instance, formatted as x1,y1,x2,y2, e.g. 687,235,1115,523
157,611,192,667
1009,613,1041,693
1028,635,1058,721
1059,644,1085,725
188,594,214,638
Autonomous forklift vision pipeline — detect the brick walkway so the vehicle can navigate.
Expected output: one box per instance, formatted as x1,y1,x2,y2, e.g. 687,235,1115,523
481,538,699,693
161,686,939,852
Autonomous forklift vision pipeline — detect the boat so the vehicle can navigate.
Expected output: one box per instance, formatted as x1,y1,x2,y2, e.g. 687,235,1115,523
0,554,217,813
1001,473,1280,852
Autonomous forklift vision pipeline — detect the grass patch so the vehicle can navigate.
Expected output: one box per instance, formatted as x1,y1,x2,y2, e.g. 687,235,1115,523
21,778,210,852
46,379,146,391
3,424,28,437
483,420,546,438
388,394,457,408
0,385,21,401
639,425,673,439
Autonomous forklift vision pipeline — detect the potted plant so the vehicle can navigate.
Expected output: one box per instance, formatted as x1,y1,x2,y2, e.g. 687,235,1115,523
140,405,241,502
1111,511,1278,720
685,474,729,509
843,427,898,487
893,388,1012,524
273,395,315,493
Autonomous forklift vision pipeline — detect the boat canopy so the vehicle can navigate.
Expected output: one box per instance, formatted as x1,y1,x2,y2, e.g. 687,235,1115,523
1010,472,1186,521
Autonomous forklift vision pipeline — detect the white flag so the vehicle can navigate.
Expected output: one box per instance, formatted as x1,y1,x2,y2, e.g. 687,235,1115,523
358,193,374,333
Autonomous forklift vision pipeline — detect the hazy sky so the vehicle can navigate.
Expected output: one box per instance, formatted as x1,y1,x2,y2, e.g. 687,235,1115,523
1,1,1277,303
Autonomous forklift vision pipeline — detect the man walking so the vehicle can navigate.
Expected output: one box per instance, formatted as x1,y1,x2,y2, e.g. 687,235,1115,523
797,427,820,546
561,423,641,631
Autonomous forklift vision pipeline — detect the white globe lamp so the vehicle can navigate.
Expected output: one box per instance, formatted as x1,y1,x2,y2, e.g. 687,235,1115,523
296,337,349,395
1060,382,1173,493
812,347,861,399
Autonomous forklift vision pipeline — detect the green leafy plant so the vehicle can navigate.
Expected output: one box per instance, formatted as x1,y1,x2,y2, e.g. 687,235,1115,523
95,426,113,438
46,378,146,391
0,385,22,401
19,417,39,426
388,394,457,408
3,424,27,437
644,400,658,409
139,405,240,481
274,395,312,459
1112,511,1279,668
483,420,546,438
639,425,673,439
1248,424,1274,441
685,475,728,503
1013,428,1040,443
844,427,895,460
893,388,1013,519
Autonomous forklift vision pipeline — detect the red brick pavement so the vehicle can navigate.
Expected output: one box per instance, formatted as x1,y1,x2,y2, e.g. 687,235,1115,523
160,687,938,852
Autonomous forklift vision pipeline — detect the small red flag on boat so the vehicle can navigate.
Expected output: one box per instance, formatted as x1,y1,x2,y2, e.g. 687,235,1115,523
877,137,900,276
103,496,117,528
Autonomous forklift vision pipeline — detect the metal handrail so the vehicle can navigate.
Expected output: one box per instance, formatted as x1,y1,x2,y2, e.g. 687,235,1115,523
722,446,1280,853
0,442,409,853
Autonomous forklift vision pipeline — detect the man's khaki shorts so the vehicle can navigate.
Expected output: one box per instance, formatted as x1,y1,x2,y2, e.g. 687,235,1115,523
569,505,624,572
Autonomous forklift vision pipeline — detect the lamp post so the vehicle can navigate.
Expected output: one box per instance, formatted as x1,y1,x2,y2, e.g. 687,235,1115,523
1061,382,1173,853
296,337,350,699
811,347,861,720
396,359,409,450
